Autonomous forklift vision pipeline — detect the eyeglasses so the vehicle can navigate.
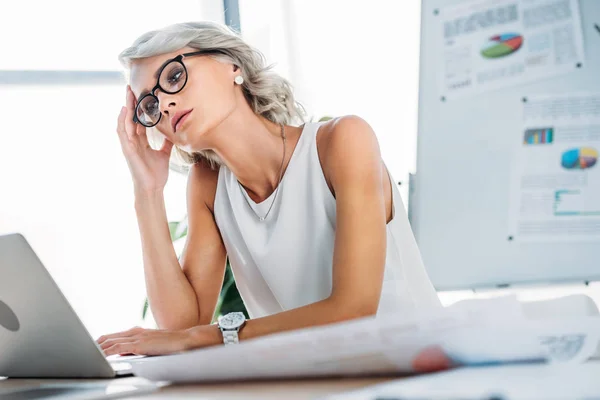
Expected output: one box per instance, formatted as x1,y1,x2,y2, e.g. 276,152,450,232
133,49,229,128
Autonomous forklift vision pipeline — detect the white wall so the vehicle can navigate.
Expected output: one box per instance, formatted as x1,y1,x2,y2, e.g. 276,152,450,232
0,1,222,339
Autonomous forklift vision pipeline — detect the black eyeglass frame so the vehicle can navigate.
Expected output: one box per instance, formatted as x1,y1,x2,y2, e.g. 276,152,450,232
133,49,230,127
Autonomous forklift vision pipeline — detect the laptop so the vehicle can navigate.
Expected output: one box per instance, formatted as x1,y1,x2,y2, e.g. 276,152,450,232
0,232,142,378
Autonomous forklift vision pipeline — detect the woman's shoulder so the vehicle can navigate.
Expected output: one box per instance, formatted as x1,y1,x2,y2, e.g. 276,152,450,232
317,115,380,164
317,115,378,155
316,115,381,194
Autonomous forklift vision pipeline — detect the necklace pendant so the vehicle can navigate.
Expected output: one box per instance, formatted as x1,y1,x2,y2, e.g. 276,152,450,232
259,216,265,221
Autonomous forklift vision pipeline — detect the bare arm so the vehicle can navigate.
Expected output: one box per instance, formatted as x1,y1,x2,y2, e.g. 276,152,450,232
98,91,227,350
178,162,228,326
139,161,226,330
185,115,387,343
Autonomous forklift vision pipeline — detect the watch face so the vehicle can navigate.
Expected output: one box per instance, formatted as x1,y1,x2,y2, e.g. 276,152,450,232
219,312,245,329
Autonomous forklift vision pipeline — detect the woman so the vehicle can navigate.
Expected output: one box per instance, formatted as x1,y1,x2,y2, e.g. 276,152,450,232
96,21,446,369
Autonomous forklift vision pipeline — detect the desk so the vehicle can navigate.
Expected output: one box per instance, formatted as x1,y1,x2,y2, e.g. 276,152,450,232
0,376,394,399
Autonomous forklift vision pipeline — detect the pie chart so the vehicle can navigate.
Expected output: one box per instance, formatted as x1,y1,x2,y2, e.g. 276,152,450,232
481,33,523,58
561,147,598,170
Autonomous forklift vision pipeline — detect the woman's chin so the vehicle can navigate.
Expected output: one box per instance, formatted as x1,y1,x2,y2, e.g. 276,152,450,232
177,128,211,153
174,130,196,153
179,143,195,153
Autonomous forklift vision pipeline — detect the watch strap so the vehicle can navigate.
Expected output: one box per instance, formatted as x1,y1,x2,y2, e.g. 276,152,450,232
222,329,239,345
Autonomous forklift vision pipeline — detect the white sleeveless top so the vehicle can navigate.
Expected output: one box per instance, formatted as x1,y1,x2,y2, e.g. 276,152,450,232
214,122,441,319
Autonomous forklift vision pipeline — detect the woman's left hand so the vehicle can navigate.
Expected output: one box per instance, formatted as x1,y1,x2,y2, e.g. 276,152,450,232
96,325,220,357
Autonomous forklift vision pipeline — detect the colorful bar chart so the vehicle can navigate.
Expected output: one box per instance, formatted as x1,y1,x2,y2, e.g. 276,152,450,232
523,128,554,145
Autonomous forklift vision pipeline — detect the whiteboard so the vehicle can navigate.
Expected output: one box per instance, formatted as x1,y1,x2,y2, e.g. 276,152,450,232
413,0,600,290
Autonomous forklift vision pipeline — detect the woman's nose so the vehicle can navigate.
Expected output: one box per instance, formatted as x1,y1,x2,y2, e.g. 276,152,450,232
157,93,177,115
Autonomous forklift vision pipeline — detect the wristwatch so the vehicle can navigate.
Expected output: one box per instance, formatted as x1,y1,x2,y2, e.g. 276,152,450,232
217,312,246,345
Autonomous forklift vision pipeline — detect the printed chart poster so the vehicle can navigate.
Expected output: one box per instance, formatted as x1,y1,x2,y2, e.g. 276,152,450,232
508,94,600,242
438,0,584,99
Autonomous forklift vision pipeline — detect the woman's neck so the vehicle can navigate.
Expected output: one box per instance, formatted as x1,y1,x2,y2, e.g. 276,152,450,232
200,103,300,203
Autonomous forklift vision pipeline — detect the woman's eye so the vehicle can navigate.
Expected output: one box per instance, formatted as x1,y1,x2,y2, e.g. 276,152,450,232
168,71,183,84
144,101,159,115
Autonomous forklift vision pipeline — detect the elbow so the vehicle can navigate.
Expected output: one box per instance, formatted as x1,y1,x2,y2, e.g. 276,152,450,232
329,296,378,321
349,303,378,319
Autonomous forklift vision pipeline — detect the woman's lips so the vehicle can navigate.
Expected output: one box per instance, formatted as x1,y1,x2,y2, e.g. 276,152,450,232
174,110,193,132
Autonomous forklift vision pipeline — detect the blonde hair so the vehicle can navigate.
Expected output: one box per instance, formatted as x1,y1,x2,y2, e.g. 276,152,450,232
118,21,305,170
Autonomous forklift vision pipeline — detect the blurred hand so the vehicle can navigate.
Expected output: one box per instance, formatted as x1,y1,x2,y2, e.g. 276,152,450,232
96,325,221,357
97,326,191,357
116,85,174,195
411,346,454,373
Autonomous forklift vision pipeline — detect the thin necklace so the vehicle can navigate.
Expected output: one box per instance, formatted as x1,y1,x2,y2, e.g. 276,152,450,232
237,124,286,222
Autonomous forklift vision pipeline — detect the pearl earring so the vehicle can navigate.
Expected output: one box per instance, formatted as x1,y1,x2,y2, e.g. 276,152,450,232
234,75,244,85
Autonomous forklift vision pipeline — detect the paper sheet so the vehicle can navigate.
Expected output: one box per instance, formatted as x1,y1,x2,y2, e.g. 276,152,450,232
324,361,600,400
508,93,600,242
130,297,599,383
438,0,584,99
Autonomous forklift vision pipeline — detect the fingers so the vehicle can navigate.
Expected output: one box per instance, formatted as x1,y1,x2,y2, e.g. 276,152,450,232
103,341,140,357
135,119,147,137
135,118,155,152
125,85,137,141
116,85,167,157
97,326,144,345
99,336,136,352
116,106,129,148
